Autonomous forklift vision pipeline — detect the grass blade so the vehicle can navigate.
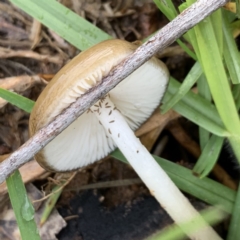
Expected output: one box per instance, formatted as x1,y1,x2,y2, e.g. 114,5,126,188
163,78,228,137
176,39,197,60
153,0,178,20
223,10,240,84
210,9,223,55
40,185,62,226
9,0,111,51
193,135,224,178
236,0,240,18
227,184,240,240
161,62,202,114
197,74,211,149
111,149,235,213
233,84,240,110
0,88,35,113
154,0,196,60
6,171,41,240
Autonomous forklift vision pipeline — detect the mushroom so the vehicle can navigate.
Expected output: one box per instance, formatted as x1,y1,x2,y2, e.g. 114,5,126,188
29,39,220,239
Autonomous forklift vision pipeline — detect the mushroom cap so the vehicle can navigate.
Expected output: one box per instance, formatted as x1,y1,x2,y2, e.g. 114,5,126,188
29,39,169,171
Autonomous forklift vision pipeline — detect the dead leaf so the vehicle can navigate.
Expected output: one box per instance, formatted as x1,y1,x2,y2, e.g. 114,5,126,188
136,109,180,137
0,159,46,195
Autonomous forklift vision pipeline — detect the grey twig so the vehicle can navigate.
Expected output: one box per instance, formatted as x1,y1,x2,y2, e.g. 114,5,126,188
0,0,228,183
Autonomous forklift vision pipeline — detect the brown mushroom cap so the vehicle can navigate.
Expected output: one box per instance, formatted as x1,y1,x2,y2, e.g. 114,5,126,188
29,39,169,171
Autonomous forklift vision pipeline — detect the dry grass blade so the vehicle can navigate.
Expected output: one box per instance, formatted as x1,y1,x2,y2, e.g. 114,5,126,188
0,47,62,64
29,19,42,49
0,157,45,195
0,75,46,108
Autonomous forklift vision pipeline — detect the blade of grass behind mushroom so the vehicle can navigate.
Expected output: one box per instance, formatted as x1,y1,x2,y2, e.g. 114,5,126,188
222,10,240,84
210,9,224,55
236,0,240,18
193,135,224,178
153,0,178,20
111,149,235,214
161,61,202,114
227,184,240,240
163,78,228,137
153,0,197,60
197,74,211,149
192,11,224,179
233,84,240,110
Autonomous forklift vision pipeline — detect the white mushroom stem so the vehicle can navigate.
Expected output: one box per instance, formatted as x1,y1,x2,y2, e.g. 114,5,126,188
91,95,221,240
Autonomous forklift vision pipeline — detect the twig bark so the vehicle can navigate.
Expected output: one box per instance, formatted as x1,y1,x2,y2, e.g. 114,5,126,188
0,0,228,183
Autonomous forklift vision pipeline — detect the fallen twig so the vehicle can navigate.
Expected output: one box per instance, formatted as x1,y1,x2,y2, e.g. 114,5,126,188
0,0,228,183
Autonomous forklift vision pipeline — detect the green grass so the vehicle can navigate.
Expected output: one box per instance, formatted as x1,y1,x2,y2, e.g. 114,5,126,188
112,150,235,214
0,88,34,113
6,171,41,240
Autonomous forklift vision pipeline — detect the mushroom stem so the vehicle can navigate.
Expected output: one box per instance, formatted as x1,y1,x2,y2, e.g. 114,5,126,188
91,96,221,240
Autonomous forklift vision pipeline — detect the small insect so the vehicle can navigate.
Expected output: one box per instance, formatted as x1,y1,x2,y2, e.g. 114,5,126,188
108,128,112,134
109,120,115,123
109,110,112,115
86,109,92,114
101,95,107,102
